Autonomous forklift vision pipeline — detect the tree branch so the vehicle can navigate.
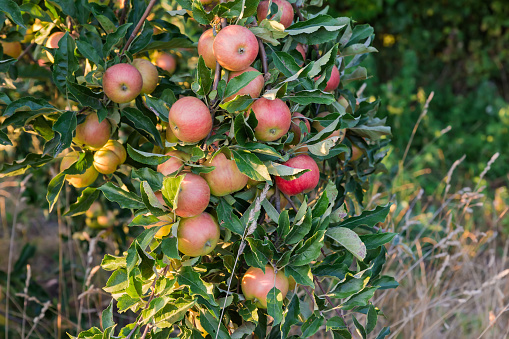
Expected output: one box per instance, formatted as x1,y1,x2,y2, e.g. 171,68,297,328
258,38,268,75
121,0,158,54
314,276,352,335
281,191,298,211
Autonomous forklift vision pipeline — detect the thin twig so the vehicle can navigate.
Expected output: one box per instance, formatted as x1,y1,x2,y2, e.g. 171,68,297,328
121,0,158,54
17,43,35,61
281,191,298,211
274,185,281,212
314,276,352,335
258,38,268,75
119,0,129,26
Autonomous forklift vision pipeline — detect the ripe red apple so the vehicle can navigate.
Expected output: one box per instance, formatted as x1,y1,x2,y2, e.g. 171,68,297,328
157,151,190,176
296,43,306,65
173,173,210,218
1,41,21,58
60,152,99,188
45,32,66,62
132,58,159,94
74,112,111,150
225,66,264,102
315,65,340,92
250,98,291,142
177,212,220,257
241,265,289,308
168,97,212,143
275,154,320,196
202,153,248,196
155,53,176,74
289,112,310,144
312,111,346,143
213,25,259,71
103,63,143,103
257,0,294,28
198,28,217,69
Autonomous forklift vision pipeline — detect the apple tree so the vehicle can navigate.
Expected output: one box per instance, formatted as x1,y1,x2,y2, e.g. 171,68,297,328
0,0,396,337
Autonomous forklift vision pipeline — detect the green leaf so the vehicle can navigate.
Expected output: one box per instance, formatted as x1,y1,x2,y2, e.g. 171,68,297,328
145,95,169,122
330,275,369,299
0,130,11,146
217,198,244,235
0,153,53,178
261,198,279,222
371,276,399,290
177,266,218,306
103,269,128,293
231,149,271,181
281,294,300,337
127,145,172,166
161,237,180,259
2,97,56,118
139,38,194,53
326,227,366,261
51,110,77,156
352,315,367,339
375,327,391,339
349,123,392,140
336,205,391,230
272,51,301,78
76,39,103,67
52,32,79,93
153,298,196,328
0,58,16,73
122,107,163,147
67,81,103,110
359,233,396,250
64,187,99,217
341,66,368,85
285,209,312,245
277,210,290,238
19,3,51,22
101,300,114,330
291,230,325,266
301,313,324,338
101,254,126,271
285,265,314,287
219,95,254,113
199,309,231,339
283,90,335,105
266,161,309,180
341,44,378,57
286,15,347,45
161,175,184,210
117,294,140,313
195,56,212,96
341,287,377,310
103,23,132,56
98,182,145,209
266,287,284,326
307,137,340,157
0,0,26,28
366,304,377,334
224,70,262,100
141,296,169,324
131,167,164,191
231,322,256,339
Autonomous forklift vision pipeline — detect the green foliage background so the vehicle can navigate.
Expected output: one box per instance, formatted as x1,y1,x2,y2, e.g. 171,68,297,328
332,0,509,189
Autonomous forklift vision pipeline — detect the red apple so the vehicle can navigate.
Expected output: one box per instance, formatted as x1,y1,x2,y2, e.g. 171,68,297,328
155,53,176,74
103,63,143,103
315,65,340,92
157,151,190,176
241,265,289,308
275,154,320,196
289,112,310,144
198,28,217,69
60,152,99,188
74,112,111,150
213,25,259,71
132,58,159,94
168,97,212,143
202,153,248,196
257,0,294,28
250,98,291,142
1,41,21,58
312,111,345,143
173,173,210,218
177,212,220,257
225,66,264,102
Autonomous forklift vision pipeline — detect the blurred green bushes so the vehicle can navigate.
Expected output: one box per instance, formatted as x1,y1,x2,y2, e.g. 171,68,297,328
332,0,509,187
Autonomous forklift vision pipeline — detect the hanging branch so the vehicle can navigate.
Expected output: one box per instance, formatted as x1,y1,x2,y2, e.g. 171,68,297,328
121,0,158,54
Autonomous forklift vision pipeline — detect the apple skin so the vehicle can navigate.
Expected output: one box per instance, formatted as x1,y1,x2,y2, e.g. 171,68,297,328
198,29,217,69
93,149,121,174
60,152,99,188
1,41,22,58
250,98,291,142
45,32,66,62
103,63,143,103
315,65,340,92
202,153,248,196
241,265,289,308
289,112,310,144
257,0,294,28
155,53,176,74
74,112,111,150
168,97,212,143
132,58,159,94
296,43,306,65
177,212,220,257
312,111,346,143
225,66,264,102
275,154,320,196
174,173,210,218
157,151,190,176
213,25,259,71
101,140,127,163
339,143,363,162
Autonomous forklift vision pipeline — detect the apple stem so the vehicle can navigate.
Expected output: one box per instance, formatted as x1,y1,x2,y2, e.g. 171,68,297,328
314,276,353,335
121,0,158,55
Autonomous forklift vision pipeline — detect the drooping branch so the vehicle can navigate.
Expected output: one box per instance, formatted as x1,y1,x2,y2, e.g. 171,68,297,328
258,38,268,75
121,0,158,54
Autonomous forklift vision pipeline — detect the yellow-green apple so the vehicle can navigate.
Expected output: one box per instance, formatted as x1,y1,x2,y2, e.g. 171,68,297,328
173,173,210,218
165,126,179,143
198,28,217,69
241,265,289,308
45,32,66,62
101,140,127,163
93,140,126,174
202,153,248,196
289,112,310,144
312,111,345,143
74,112,111,150
132,58,159,94
249,98,291,141
1,41,21,58
60,152,99,188
157,150,190,176
155,52,176,74
315,65,340,92
275,154,319,196
224,66,264,102
168,97,212,143
257,0,294,28
177,212,220,257
103,63,143,103
213,25,259,71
